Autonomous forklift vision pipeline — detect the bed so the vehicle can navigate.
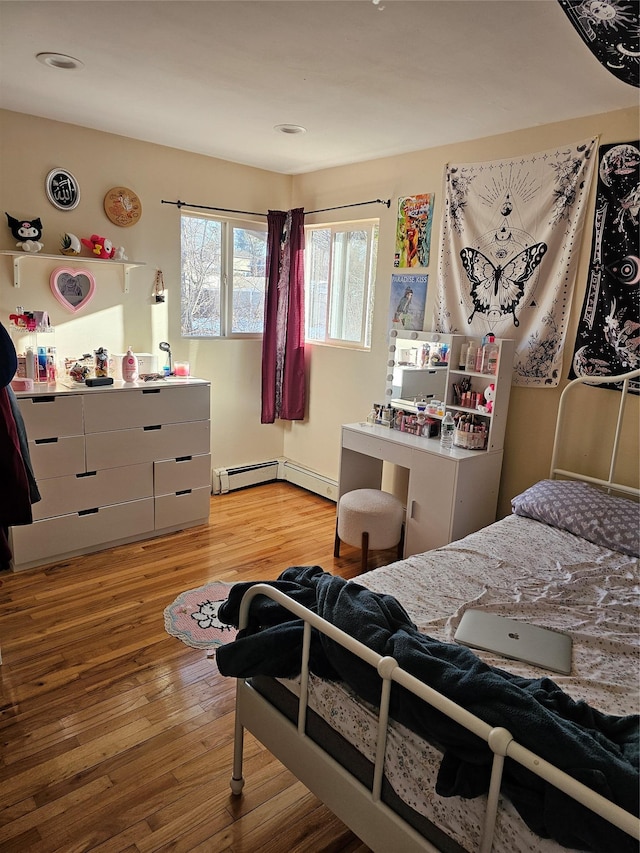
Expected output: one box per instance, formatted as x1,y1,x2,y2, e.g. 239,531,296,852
217,369,640,853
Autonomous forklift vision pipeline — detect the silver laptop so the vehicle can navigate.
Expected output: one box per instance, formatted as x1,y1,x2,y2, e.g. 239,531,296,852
454,609,573,675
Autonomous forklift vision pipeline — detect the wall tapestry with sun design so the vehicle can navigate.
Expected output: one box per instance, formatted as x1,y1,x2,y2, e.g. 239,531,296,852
569,140,640,391
557,0,639,88
433,138,597,387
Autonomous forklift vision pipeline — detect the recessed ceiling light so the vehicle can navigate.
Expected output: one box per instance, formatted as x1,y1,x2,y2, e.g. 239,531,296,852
274,124,307,135
36,52,84,71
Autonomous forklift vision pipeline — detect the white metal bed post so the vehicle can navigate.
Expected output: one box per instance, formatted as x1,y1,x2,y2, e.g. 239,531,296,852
550,368,640,494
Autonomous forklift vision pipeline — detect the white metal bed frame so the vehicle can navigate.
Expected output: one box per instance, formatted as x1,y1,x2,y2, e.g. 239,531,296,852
229,369,640,853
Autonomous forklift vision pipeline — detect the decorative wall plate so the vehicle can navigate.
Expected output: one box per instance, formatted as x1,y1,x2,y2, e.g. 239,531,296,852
50,267,96,313
104,186,142,227
46,168,80,211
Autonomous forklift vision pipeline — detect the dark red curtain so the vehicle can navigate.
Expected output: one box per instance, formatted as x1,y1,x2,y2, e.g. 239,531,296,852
261,208,306,423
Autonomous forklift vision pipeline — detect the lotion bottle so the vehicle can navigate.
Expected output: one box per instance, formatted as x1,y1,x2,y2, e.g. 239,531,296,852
122,346,139,382
465,342,477,372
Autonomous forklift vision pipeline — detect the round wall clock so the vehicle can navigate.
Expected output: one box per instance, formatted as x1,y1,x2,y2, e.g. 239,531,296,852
46,168,80,211
104,186,142,227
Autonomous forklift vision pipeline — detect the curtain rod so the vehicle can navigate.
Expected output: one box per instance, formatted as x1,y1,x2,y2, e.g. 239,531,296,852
160,198,391,216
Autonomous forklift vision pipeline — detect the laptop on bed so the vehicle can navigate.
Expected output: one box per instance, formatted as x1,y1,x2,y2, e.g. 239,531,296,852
454,610,573,675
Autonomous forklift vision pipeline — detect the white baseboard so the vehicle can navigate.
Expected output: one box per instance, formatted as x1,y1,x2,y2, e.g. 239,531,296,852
212,459,337,502
281,461,338,502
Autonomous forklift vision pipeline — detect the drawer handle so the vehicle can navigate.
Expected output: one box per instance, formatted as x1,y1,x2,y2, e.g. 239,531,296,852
76,471,97,478
35,437,58,445
32,396,56,403
142,388,161,394
78,507,99,516
176,489,192,496
143,424,162,431
176,455,192,463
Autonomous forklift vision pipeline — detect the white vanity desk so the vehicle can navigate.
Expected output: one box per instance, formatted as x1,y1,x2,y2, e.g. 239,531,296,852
339,422,503,558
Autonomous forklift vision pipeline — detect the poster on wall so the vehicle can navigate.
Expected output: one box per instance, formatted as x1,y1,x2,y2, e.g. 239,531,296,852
394,194,434,268
389,273,428,331
433,138,597,386
569,140,640,390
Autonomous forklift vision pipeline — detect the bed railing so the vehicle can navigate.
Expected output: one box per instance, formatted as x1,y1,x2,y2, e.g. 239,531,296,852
231,583,640,853
550,367,640,497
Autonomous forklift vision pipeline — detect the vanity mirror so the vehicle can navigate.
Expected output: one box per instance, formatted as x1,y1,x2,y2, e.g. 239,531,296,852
385,329,452,409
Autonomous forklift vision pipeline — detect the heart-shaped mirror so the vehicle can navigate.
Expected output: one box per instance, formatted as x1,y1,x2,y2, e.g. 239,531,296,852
50,267,96,313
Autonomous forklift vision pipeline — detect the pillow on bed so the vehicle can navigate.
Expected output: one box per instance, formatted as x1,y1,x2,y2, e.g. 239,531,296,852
511,479,639,557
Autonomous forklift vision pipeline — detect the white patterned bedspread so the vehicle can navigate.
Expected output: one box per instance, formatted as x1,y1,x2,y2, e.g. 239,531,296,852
280,513,639,853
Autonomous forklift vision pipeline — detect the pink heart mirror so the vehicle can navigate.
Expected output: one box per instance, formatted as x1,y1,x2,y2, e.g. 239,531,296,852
50,267,96,313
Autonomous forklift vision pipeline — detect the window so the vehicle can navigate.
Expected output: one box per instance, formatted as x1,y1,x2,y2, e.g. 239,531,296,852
305,221,378,349
180,212,377,347
181,213,267,338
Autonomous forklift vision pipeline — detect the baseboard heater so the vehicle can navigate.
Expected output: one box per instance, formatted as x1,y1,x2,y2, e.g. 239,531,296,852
212,461,279,494
212,459,338,501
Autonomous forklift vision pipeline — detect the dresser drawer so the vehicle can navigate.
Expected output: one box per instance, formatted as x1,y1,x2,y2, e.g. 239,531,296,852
32,463,153,521
86,421,210,470
28,435,86,480
154,453,211,496
17,394,84,439
154,486,211,530
83,384,210,432
11,498,155,566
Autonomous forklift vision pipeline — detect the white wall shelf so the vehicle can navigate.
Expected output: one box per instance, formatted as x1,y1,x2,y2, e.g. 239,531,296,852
0,250,145,292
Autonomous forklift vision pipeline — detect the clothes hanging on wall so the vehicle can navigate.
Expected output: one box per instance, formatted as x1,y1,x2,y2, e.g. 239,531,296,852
0,321,40,567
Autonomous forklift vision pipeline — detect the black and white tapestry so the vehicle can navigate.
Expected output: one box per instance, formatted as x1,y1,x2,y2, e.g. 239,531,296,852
434,139,597,386
570,140,640,386
557,0,639,88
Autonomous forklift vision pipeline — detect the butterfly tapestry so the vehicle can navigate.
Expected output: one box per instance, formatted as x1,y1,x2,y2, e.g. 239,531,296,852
460,242,548,327
434,139,596,386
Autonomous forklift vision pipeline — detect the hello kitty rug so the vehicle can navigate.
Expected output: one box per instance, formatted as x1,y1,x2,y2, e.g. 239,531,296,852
163,581,237,656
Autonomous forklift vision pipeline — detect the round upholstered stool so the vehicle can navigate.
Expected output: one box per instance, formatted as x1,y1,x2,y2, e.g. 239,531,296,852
334,488,405,573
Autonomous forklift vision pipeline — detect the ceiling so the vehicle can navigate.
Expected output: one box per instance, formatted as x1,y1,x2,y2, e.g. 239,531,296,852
0,0,637,175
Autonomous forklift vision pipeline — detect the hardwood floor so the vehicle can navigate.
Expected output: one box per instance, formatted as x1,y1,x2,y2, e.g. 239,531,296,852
0,483,399,853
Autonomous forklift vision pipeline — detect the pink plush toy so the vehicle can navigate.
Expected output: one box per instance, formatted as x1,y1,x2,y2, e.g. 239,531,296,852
82,234,115,259
482,383,496,413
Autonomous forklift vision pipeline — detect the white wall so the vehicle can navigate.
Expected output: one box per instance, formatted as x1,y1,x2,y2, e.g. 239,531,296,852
1,106,638,520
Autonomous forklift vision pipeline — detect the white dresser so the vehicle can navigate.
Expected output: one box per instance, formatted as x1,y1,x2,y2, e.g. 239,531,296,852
10,378,211,571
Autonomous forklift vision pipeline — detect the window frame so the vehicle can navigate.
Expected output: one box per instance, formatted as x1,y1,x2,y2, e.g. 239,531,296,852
180,211,378,348
180,210,267,340
304,218,378,351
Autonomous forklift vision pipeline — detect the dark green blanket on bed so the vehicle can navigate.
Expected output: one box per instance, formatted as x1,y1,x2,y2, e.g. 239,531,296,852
217,565,639,853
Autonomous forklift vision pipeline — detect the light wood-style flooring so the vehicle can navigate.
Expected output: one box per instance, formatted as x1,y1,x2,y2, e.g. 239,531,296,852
0,482,400,853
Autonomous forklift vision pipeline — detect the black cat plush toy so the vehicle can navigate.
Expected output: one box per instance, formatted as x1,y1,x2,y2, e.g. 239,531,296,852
6,213,44,253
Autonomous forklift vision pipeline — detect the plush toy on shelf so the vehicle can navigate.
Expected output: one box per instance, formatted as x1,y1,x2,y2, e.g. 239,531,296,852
113,245,128,261
5,212,44,253
60,233,81,256
478,383,496,414
81,234,115,259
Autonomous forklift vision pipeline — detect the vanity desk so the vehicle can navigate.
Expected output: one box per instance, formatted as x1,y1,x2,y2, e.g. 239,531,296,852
338,331,515,557
339,422,503,557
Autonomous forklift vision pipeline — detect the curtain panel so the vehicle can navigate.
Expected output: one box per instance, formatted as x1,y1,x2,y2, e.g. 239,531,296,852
261,208,306,423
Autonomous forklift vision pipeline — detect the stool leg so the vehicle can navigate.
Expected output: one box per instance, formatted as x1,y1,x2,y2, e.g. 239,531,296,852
361,531,369,573
397,523,405,559
334,520,341,558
